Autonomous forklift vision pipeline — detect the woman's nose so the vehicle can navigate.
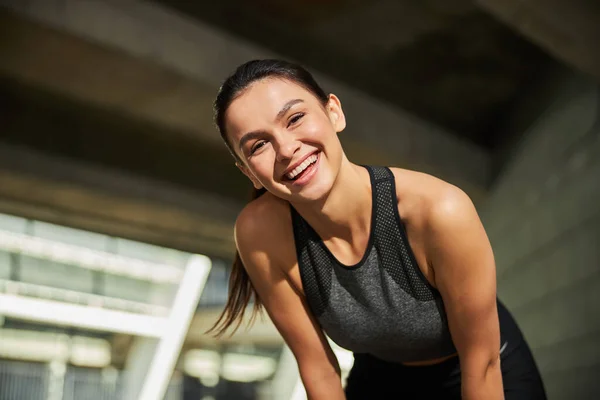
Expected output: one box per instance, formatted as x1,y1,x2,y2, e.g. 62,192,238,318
276,137,301,162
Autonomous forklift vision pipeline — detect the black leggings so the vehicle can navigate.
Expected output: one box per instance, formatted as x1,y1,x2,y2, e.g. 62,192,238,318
344,338,547,399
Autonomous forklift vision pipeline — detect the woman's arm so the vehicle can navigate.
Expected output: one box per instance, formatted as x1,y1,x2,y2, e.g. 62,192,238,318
235,204,345,400
425,186,504,400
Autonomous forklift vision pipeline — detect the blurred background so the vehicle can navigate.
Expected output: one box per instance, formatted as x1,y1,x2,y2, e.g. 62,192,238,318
0,0,598,399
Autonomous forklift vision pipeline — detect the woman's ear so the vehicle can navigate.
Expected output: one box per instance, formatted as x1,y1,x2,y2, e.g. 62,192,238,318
236,162,264,190
327,94,346,133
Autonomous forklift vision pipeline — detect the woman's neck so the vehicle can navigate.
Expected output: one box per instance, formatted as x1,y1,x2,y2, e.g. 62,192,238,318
291,159,372,243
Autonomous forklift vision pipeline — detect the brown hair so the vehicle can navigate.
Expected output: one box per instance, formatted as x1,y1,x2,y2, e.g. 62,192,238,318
207,186,266,337
207,59,328,336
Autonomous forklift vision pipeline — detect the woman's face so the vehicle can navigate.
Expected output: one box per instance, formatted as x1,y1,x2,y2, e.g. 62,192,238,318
224,78,347,202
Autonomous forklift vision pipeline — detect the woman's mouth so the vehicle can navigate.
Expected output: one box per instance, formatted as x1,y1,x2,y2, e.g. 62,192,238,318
284,152,320,184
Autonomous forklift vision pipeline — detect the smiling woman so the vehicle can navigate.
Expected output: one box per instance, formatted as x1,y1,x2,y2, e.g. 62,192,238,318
207,59,547,399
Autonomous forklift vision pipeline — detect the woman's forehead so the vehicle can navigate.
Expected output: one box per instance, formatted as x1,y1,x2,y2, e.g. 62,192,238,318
226,79,316,130
236,79,313,108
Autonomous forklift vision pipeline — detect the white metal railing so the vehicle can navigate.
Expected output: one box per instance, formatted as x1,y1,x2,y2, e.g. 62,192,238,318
0,360,182,400
0,230,183,284
0,216,211,400
0,294,167,338
0,279,170,317
0,360,48,400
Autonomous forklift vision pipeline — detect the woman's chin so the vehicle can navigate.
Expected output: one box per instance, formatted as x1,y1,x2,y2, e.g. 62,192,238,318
290,178,334,203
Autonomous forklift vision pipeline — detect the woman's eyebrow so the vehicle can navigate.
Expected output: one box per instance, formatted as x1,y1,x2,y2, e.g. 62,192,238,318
238,130,267,151
275,99,304,122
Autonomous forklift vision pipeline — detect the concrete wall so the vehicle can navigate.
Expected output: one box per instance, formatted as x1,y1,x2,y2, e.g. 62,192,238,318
481,66,600,399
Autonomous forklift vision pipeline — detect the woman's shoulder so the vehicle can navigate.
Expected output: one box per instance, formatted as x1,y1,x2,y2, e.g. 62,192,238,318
234,192,295,262
387,167,473,227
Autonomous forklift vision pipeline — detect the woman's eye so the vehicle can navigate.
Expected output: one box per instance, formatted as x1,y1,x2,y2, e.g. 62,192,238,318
288,113,305,127
250,140,266,154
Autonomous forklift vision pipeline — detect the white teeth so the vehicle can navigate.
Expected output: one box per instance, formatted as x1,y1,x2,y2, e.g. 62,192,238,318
287,154,318,179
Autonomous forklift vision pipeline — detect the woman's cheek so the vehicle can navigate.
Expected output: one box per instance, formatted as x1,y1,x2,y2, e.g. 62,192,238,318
304,121,324,139
256,156,276,180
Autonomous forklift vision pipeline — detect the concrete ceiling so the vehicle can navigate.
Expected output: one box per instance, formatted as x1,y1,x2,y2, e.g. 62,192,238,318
0,3,489,190
475,0,600,85
0,0,490,259
154,0,554,149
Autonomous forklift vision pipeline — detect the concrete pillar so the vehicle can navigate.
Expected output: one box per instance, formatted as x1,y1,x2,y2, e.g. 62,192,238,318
480,66,600,399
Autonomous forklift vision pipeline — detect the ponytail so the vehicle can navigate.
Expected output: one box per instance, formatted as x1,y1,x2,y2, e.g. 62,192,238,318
206,187,267,337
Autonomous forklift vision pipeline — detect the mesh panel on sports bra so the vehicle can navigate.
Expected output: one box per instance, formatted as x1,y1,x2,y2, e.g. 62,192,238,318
292,208,333,316
370,168,434,302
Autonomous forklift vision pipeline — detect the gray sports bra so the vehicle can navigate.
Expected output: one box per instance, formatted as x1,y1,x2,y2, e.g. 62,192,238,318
290,165,457,363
